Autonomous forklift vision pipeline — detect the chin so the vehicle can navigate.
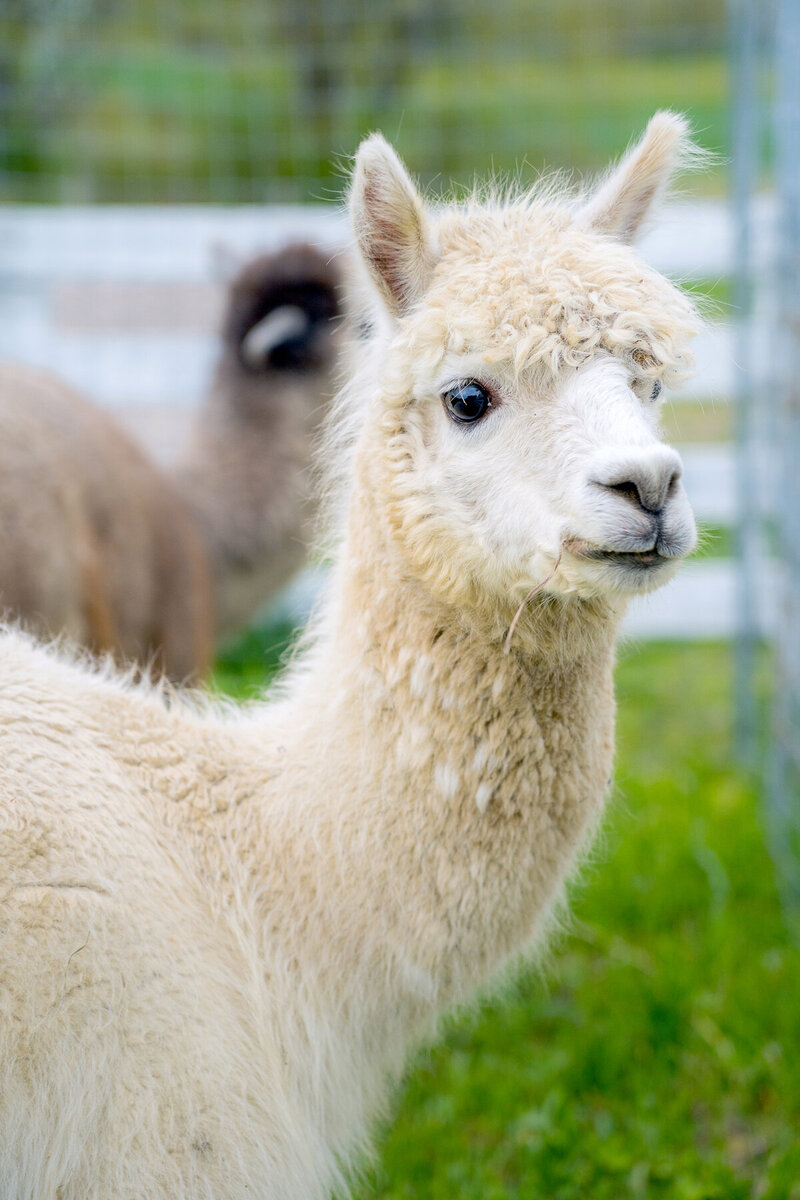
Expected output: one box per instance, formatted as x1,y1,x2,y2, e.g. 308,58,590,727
559,540,688,599
594,551,684,596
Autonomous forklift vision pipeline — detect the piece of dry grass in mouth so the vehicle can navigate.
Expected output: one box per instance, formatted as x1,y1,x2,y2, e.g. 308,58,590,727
503,552,563,655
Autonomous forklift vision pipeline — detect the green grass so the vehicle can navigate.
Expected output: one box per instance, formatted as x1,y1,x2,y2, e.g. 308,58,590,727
213,630,798,1199
212,616,299,699
693,524,735,559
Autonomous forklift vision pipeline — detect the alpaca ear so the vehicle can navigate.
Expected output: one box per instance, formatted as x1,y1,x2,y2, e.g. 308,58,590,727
350,134,437,317
579,111,692,243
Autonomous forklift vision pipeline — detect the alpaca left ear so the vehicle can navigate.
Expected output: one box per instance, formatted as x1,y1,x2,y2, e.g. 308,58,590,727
350,134,438,317
579,111,692,243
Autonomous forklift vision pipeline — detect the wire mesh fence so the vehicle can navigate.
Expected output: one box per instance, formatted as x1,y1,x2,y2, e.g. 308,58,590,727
0,0,730,433
2,0,725,204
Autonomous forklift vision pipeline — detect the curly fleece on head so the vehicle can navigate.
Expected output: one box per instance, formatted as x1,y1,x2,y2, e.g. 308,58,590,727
397,199,700,394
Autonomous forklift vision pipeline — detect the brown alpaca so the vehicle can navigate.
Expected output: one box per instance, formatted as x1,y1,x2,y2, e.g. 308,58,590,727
0,360,212,677
0,243,343,676
176,242,344,639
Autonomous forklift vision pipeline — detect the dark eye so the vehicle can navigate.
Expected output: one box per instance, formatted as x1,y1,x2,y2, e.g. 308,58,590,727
442,380,491,424
649,380,663,402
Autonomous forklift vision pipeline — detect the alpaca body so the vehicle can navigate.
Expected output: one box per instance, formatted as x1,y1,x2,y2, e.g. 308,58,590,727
0,361,211,677
177,372,322,640
0,115,702,1197
0,551,615,1200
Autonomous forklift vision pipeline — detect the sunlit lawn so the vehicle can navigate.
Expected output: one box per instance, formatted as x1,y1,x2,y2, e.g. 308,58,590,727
214,629,798,1199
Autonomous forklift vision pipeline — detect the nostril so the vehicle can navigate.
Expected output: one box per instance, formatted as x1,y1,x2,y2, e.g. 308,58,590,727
592,452,683,516
605,479,644,508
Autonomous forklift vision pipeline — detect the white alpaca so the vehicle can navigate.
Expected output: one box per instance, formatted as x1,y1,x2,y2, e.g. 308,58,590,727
0,113,700,1199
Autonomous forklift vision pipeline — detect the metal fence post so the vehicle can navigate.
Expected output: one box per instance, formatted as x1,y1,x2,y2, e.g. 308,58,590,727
730,0,761,765
769,0,800,912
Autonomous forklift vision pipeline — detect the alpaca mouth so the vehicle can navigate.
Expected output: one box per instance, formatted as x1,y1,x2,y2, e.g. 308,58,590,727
564,538,676,570
588,548,668,568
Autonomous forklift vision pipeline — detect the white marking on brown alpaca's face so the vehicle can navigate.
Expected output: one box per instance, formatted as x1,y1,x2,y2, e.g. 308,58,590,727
351,114,701,611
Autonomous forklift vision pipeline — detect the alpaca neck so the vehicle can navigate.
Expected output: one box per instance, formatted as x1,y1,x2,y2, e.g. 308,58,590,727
253,470,622,1061
175,360,321,638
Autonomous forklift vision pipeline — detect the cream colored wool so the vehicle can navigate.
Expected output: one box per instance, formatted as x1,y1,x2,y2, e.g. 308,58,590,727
0,113,701,1199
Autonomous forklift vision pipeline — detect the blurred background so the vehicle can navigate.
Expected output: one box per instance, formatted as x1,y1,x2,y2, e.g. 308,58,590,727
1,0,798,1195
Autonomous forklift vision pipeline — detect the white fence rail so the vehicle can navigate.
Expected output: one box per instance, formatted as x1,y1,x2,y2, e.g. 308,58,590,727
0,199,771,639
0,200,756,406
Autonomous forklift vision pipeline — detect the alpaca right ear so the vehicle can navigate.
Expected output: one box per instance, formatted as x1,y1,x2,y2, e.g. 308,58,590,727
350,134,437,317
578,111,692,243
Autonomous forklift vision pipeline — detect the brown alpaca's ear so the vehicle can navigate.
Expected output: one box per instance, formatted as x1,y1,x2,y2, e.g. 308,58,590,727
579,111,692,243
350,134,437,317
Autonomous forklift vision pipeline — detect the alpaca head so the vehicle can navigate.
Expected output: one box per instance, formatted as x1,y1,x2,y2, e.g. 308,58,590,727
349,113,700,622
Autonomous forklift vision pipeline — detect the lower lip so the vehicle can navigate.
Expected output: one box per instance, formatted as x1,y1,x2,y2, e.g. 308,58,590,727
594,550,666,568
566,540,670,569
